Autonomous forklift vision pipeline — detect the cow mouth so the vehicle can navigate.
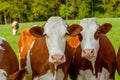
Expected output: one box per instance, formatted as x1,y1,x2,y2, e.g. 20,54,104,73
82,52,95,60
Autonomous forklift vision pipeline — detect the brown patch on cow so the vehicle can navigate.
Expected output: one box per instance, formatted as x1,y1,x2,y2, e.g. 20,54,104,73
67,24,82,36
30,37,51,77
0,40,19,74
8,68,26,80
94,23,112,40
116,47,120,75
95,33,116,78
18,28,36,68
0,39,26,80
29,27,44,38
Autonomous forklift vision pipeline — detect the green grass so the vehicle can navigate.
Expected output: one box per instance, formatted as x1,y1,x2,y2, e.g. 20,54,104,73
0,18,120,80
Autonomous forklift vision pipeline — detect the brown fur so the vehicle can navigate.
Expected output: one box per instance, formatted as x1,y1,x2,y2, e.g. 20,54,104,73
18,28,36,68
68,23,116,80
0,39,26,80
116,47,120,75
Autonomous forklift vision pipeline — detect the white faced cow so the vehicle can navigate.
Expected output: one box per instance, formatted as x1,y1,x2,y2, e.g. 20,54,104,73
69,17,116,80
24,16,82,80
12,21,19,35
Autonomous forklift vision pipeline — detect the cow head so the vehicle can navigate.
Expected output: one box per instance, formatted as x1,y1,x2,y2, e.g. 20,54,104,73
12,21,19,35
30,16,82,64
78,18,112,61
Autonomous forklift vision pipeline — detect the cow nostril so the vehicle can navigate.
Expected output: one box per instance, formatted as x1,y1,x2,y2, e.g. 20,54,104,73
91,49,94,53
51,55,64,61
83,49,94,54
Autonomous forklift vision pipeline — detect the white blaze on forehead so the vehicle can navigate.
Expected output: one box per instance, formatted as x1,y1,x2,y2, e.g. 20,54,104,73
43,16,67,62
12,21,18,26
12,29,17,35
80,18,100,56
0,69,7,80
44,16,68,36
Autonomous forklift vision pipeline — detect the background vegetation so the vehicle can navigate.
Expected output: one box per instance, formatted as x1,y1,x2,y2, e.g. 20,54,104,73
0,0,120,24
0,18,120,80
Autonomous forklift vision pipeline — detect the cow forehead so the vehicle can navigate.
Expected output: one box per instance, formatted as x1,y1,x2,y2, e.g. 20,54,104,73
80,18,99,35
44,16,68,35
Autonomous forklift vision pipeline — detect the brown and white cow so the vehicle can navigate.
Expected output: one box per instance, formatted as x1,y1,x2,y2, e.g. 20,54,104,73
24,16,82,80
69,18,116,80
18,27,36,68
12,21,19,35
0,37,26,80
116,47,120,75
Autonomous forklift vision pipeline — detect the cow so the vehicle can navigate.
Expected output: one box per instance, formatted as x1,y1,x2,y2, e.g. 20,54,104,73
12,21,19,35
69,17,116,80
0,37,26,80
23,16,82,80
18,27,36,68
116,47,120,75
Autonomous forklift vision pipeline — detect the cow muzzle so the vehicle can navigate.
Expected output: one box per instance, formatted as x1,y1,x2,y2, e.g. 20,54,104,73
82,49,95,59
50,54,65,64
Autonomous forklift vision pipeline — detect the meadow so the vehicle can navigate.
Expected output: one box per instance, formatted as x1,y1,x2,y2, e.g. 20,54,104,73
0,18,120,80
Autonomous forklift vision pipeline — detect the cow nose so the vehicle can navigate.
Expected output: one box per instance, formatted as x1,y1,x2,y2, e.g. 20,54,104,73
51,54,65,64
83,49,94,54
82,49,95,59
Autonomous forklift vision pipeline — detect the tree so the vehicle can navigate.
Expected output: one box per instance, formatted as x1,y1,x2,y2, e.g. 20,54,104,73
59,4,73,20
77,1,91,19
0,1,11,24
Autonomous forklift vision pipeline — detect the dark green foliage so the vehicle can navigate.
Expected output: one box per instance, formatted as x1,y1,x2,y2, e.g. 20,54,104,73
0,0,120,24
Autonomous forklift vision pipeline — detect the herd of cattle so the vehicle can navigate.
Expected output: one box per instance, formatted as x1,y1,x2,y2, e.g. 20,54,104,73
0,16,120,80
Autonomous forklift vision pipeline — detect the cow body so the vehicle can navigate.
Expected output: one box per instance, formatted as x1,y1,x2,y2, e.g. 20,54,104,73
0,37,26,80
116,47,120,75
12,21,19,35
18,28,36,68
23,16,82,80
69,18,116,80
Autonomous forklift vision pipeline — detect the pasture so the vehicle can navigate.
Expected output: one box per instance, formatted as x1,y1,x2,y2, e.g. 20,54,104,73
0,18,120,80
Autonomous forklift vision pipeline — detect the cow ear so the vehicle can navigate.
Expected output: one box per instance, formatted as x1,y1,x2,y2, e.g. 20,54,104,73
99,23,112,34
67,24,82,36
29,26,44,37
8,68,26,80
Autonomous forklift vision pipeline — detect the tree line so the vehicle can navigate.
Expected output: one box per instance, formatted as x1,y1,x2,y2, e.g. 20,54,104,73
0,0,120,24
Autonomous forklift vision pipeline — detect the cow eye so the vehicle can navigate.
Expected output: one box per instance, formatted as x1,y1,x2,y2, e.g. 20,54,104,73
43,34,49,38
64,33,68,37
78,34,83,41
94,31,100,40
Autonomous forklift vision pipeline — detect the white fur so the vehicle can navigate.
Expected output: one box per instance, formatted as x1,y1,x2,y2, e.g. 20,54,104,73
0,46,5,51
77,68,110,80
43,16,68,63
80,18,100,63
33,70,55,80
0,37,6,44
12,29,17,35
56,69,64,80
24,41,35,80
0,69,7,80
12,21,18,26
25,41,35,74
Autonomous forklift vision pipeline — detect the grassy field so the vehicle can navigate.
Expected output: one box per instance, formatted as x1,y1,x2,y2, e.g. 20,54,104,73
0,18,120,80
